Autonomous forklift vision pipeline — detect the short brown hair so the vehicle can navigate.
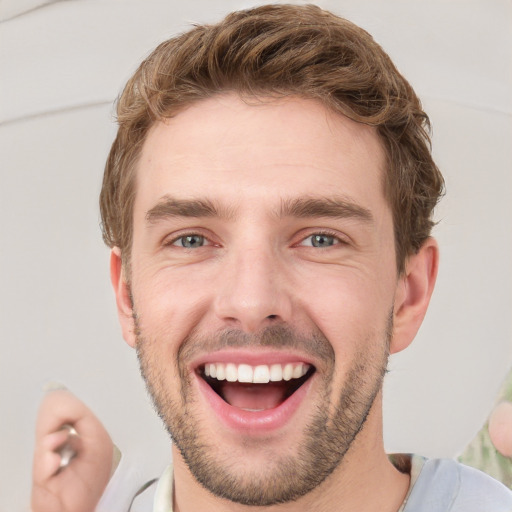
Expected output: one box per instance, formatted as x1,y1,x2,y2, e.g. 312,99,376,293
100,4,444,273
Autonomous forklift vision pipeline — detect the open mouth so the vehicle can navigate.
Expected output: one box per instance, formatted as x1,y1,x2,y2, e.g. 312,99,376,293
199,362,316,411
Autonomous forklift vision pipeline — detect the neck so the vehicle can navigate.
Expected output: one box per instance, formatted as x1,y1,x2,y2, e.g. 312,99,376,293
172,394,410,512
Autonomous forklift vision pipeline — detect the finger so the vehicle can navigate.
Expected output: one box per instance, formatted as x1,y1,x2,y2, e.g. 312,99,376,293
41,429,70,452
35,390,85,438
489,401,512,457
32,443,63,485
35,390,99,443
33,391,104,480
33,389,114,489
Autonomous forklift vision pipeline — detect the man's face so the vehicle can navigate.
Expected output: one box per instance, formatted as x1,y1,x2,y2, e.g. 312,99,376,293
121,95,401,505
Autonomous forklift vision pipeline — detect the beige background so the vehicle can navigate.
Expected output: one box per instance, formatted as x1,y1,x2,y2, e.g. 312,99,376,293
1,0,511,510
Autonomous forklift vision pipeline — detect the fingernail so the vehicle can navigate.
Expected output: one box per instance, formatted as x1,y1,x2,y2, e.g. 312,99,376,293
43,381,69,393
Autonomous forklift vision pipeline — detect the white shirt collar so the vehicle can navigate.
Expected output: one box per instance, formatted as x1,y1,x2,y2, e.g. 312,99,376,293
153,464,174,512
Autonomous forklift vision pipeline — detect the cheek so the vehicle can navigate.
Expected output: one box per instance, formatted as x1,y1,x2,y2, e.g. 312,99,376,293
296,266,394,357
131,265,212,350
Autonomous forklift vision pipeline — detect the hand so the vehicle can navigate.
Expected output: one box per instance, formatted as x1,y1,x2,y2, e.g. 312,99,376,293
489,401,512,458
31,389,114,512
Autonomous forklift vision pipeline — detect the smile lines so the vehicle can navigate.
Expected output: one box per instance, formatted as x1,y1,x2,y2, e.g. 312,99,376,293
203,362,310,384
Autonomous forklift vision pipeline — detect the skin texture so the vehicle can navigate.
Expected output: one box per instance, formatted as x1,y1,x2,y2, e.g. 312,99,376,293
489,402,512,457
111,94,439,512
136,320,389,506
31,390,113,512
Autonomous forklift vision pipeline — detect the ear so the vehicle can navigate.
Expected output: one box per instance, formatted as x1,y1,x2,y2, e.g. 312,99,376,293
390,237,439,355
110,248,136,348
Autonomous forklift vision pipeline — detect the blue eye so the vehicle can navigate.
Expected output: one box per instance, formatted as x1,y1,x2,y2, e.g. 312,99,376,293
303,234,338,248
173,235,205,248
311,234,336,247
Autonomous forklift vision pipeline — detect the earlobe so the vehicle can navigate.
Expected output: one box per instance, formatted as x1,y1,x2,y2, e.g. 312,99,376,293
390,238,439,354
110,248,136,348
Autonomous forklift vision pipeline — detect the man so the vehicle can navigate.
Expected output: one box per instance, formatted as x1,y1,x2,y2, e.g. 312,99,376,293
31,4,512,511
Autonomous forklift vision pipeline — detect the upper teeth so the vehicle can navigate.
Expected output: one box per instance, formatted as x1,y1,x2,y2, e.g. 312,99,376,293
203,362,310,384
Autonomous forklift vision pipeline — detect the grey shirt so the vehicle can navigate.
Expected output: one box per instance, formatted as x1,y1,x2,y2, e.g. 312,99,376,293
129,455,512,511
400,455,512,512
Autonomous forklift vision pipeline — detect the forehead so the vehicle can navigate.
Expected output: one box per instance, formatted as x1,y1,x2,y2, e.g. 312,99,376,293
135,94,387,215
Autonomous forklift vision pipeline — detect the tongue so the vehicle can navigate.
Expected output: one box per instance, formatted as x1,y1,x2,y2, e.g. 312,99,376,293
221,382,287,410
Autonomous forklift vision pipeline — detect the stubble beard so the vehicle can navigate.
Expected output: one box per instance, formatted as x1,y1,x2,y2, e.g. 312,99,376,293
135,319,391,507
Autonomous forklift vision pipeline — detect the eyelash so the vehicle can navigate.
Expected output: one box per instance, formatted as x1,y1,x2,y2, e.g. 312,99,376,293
163,229,348,250
298,230,346,248
163,230,347,249
163,231,211,248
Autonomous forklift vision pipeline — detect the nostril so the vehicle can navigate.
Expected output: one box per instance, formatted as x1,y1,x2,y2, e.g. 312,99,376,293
267,315,277,320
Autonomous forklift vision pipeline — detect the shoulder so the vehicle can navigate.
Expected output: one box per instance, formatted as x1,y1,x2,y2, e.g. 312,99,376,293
404,456,512,512
449,460,512,511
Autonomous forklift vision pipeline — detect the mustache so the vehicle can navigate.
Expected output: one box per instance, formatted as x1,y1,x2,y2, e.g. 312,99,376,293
177,324,335,365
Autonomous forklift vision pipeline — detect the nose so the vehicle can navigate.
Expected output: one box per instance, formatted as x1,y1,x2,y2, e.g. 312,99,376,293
213,245,292,333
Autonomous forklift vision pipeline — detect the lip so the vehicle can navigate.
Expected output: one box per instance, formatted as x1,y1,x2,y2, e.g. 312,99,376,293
192,350,316,434
191,349,316,368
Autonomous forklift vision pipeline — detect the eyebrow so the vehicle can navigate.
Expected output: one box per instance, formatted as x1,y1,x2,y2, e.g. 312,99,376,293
145,195,373,224
278,197,373,222
146,196,234,223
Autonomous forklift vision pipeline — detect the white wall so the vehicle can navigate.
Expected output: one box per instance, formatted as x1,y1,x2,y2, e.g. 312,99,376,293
1,1,511,510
